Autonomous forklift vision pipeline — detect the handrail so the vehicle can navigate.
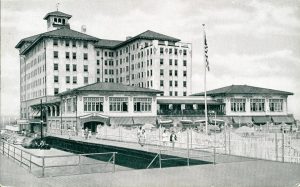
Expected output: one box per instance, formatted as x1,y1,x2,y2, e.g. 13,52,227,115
147,153,159,169
0,140,118,177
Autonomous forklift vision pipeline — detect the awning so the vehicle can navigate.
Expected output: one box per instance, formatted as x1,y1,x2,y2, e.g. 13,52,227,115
232,116,252,124
17,120,29,125
29,119,43,124
133,117,156,125
272,116,295,123
180,120,193,124
252,116,271,124
110,117,134,126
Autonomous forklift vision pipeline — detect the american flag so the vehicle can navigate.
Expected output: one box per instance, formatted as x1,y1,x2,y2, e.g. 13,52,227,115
204,31,210,71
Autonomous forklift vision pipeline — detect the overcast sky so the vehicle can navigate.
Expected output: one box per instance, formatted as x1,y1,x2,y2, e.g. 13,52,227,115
1,0,300,119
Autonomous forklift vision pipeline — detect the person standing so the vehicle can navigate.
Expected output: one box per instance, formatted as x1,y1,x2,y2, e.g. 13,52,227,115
67,127,71,139
137,126,143,146
170,131,177,149
140,129,146,147
162,129,168,147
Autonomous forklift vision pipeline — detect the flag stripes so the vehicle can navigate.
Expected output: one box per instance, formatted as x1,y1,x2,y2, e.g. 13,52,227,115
204,32,210,71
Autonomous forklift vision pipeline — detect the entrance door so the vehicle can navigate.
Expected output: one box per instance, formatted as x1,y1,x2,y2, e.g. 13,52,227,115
83,121,103,133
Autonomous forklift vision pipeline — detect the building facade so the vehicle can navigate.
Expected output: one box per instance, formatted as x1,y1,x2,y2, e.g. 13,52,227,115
16,11,192,120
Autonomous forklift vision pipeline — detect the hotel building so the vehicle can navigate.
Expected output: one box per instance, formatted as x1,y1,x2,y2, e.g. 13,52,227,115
16,11,192,121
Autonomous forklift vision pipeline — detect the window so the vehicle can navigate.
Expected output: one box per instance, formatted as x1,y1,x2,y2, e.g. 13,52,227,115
97,51,100,56
104,51,108,57
105,69,108,75
169,70,172,76
250,99,265,112
66,64,70,71
72,52,76,59
73,64,77,72
169,81,173,87
54,88,59,95
84,53,88,60
183,49,187,55
183,81,187,87
84,97,104,112
169,48,172,54
134,98,152,112
169,59,172,65
169,91,173,96
54,76,59,83
54,51,58,58
230,98,246,112
175,81,178,87
83,41,88,48
97,78,100,82
183,71,187,77
174,91,178,96
160,80,164,87
73,76,77,84
65,40,69,47
97,60,100,65
66,98,72,112
54,63,58,71
175,70,178,76
160,69,164,76
109,97,128,112
66,52,70,59
53,39,58,46
72,41,76,47
175,59,178,66
84,77,88,84
84,65,88,72
97,69,100,74
269,99,283,112
183,92,187,96
160,48,164,54
183,60,187,66
66,76,70,83
160,59,164,65
175,49,178,55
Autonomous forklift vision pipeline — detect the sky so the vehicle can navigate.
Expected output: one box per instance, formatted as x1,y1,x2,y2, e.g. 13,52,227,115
1,0,300,119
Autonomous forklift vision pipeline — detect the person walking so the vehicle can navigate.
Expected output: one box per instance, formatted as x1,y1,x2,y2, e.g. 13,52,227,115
170,131,177,149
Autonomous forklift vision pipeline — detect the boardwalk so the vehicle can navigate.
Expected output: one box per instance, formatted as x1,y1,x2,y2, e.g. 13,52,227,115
1,153,300,187
1,135,300,187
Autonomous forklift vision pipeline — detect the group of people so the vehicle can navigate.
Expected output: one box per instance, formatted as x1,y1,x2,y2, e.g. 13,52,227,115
81,128,92,139
137,127,178,148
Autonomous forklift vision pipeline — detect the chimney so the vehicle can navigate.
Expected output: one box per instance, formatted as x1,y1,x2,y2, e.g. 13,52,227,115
81,25,86,33
126,36,132,40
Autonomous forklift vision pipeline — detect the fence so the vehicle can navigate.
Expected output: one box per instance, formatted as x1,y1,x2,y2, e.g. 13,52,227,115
0,140,117,177
48,125,300,164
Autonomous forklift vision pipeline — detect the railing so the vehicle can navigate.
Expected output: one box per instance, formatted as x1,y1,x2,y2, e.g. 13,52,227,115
0,140,117,177
157,109,225,116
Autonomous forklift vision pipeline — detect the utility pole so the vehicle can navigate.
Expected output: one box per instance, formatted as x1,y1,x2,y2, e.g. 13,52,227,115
40,99,43,139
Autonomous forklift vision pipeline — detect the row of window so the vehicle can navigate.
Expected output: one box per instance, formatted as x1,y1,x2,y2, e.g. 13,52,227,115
160,80,187,87
54,76,89,85
54,64,88,72
169,91,187,96
53,39,88,48
160,70,187,77
230,98,284,112
53,51,88,60
81,97,152,112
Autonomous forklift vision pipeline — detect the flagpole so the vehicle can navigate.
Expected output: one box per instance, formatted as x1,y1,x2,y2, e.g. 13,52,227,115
203,24,208,134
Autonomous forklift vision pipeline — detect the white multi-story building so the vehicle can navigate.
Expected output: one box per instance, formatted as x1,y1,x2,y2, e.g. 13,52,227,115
16,11,192,120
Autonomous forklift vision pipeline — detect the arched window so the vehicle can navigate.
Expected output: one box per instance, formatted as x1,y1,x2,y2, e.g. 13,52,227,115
58,18,61,23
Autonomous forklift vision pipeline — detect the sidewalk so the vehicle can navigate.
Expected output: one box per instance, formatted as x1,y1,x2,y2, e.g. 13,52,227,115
1,153,300,187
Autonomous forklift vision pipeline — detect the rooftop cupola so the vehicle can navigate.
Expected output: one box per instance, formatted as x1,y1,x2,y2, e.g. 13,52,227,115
43,11,72,31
